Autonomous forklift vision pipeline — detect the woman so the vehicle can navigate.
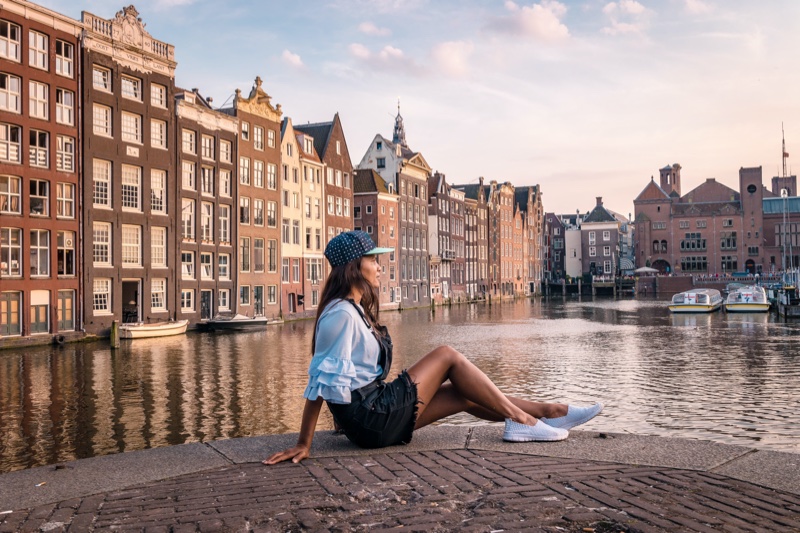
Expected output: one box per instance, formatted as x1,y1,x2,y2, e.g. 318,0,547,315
264,231,602,465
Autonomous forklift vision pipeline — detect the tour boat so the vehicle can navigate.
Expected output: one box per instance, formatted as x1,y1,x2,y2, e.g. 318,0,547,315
724,285,770,313
668,289,723,313
200,314,280,332
119,320,189,339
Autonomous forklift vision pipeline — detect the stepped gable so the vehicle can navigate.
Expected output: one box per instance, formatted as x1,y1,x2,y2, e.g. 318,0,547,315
354,168,390,194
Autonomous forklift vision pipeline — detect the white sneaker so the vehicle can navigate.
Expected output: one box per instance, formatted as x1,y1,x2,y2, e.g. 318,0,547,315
503,419,569,442
541,402,604,430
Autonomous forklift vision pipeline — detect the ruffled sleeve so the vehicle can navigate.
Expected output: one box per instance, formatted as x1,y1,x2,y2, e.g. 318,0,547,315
303,304,358,404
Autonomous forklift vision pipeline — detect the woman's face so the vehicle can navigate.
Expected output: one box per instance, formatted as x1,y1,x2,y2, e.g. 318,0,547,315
360,255,381,289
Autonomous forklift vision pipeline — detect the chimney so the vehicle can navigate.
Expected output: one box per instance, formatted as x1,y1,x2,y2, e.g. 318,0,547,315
596,196,603,206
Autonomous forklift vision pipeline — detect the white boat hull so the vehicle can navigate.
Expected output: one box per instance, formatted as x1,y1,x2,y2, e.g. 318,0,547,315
724,303,770,313
119,320,189,339
668,303,721,313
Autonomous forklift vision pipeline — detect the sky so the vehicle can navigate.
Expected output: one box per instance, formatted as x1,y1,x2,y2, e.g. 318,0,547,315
41,0,800,216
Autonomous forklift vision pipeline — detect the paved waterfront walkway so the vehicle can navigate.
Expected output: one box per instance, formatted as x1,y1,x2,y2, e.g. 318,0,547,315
1,427,799,532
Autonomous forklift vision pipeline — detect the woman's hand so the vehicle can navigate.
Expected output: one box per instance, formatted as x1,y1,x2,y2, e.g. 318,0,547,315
262,444,310,465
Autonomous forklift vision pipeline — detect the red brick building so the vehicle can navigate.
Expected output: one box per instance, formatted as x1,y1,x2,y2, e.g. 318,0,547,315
0,1,82,343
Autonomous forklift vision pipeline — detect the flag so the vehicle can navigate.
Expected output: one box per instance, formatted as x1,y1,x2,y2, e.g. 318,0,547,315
784,151,790,158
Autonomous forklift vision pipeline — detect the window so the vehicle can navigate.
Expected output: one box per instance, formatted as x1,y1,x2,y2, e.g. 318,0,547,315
121,112,142,143
253,160,264,188
293,259,301,282
121,76,142,101
201,166,214,195
267,163,277,190
151,227,166,267
29,130,48,168
292,220,300,245
652,222,667,230
0,20,21,61
93,104,112,136
240,196,250,224
53,40,74,77
182,129,196,154
268,239,277,272
239,286,250,306
219,289,230,311
182,199,195,240
29,178,48,216
150,168,167,215
220,170,231,197
56,182,74,218
219,254,230,280
603,245,611,256
219,205,230,243
354,206,361,219
267,201,277,227
93,159,111,207
603,231,611,241
93,222,111,266
220,140,231,163
181,289,194,312
151,279,166,311
121,225,141,266
377,157,386,169
588,231,596,245
182,161,196,190
0,124,22,163
201,135,214,160
0,227,22,276
93,65,111,92
201,252,213,279
254,238,265,272
254,199,264,226
254,126,264,150
151,119,167,148
282,218,290,244
282,258,290,282
0,175,21,213
148,83,166,108
239,157,250,185
327,195,334,215
29,80,48,120
240,237,250,272
241,121,249,141
56,136,74,172
723,219,733,228
589,246,596,257
679,220,689,229
344,198,350,217
93,279,111,314
29,31,47,70
121,165,141,211
0,73,21,112
327,168,334,185
201,202,213,241
181,251,195,279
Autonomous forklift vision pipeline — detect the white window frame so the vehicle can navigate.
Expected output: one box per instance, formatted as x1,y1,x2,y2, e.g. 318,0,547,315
201,201,214,242
253,160,264,188
220,140,232,163
254,126,264,150
56,182,75,218
201,166,214,196
121,112,142,144
181,251,195,279
254,198,264,227
151,226,167,268
0,227,22,276
55,88,73,125
151,83,166,107
0,123,21,163
182,161,195,190
93,278,112,315
182,129,196,154
0,73,21,113
55,40,74,78
121,224,142,267
0,175,21,214
93,65,111,92
93,222,112,266
239,157,250,185
219,253,230,280
29,229,49,276
121,165,141,211
219,169,231,198
182,198,195,241
29,80,48,120
56,135,74,172
29,129,48,168
28,30,47,70
219,205,230,244
181,289,194,312
93,104,112,137
151,278,167,311
201,134,214,160
121,75,142,101
0,20,21,62
151,119,167,149
200,252,213,280
218,289,230,311
267,163,277,190
93,159,111,208
29,178,49,216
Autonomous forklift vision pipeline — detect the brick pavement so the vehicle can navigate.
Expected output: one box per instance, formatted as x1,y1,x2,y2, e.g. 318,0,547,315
2,449,799,533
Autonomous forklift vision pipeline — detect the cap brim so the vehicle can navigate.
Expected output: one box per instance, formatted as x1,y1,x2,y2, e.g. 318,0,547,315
363,246,394,256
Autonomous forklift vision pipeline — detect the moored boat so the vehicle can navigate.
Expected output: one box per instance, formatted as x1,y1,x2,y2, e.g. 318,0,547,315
119,320,189,339
668,288,723,313
724,285,770,313
200,314,281,332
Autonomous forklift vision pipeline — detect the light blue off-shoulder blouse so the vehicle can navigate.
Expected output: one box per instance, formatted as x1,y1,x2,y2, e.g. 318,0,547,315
303,298,382,404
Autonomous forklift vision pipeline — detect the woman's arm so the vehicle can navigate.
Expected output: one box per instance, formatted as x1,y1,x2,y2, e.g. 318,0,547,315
262,397,324,465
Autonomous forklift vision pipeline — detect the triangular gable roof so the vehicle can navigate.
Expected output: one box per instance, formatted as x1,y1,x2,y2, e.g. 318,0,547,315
354,168,391,194
682,179,739,203
406,152,431,172
634,178,671,203
583,204,617,223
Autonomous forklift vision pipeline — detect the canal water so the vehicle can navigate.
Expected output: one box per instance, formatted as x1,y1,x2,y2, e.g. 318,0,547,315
1,297,799,473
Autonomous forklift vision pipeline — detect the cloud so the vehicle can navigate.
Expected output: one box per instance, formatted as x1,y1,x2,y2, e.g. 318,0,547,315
281,49,304,68
348,43,427,76
601,0,649,37
683,0,712,14
487,1,570,42
432,41,474,77
359,21,392,36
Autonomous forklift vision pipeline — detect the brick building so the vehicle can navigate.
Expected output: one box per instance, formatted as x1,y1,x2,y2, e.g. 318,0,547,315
174,88,238,325
515,185,544,295
454,178,490,299
0,0,82,343
544,213,565,280
81,6,177,335
486,180,516,297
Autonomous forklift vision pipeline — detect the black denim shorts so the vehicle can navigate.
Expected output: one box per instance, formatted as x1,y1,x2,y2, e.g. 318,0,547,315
327,371,419,449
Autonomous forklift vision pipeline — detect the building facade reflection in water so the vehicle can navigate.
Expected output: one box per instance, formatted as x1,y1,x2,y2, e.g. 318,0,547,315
2,298,800,473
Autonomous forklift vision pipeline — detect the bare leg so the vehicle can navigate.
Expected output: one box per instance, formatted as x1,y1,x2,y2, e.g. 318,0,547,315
415,383,568,429
407,345,565,428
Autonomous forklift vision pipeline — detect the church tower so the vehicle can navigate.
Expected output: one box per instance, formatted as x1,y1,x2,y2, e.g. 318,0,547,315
392,100,408,148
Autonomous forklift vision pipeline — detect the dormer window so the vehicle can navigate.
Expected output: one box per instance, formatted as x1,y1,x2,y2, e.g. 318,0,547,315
304,138,313,153
376,141,382,151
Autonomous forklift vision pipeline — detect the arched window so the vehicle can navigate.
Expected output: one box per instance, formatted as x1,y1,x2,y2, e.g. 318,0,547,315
653,240,660,253
660,240,667,253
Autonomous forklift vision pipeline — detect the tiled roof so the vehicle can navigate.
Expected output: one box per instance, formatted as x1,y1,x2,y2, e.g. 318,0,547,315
354,168,391,194
295,121,332,159
583,203,617,223
454,184,481,200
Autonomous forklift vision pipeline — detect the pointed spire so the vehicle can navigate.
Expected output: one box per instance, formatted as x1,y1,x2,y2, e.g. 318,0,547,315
392,98,408,148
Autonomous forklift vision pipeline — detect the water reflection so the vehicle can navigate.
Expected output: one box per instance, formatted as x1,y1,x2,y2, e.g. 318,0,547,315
1,297,800,473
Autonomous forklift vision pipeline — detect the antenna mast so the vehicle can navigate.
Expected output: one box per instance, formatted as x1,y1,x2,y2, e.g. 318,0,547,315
782,122,789,177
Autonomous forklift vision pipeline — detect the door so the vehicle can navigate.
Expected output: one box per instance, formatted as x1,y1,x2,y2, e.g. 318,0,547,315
122,280,140,323
57,290,74,331
254,286,264,315
200,290,212,320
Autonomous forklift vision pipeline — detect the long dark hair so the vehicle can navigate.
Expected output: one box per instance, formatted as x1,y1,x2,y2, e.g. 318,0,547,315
311,256,381,354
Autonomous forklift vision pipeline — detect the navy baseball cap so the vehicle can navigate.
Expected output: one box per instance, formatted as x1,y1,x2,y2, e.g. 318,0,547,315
324,230,393,268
